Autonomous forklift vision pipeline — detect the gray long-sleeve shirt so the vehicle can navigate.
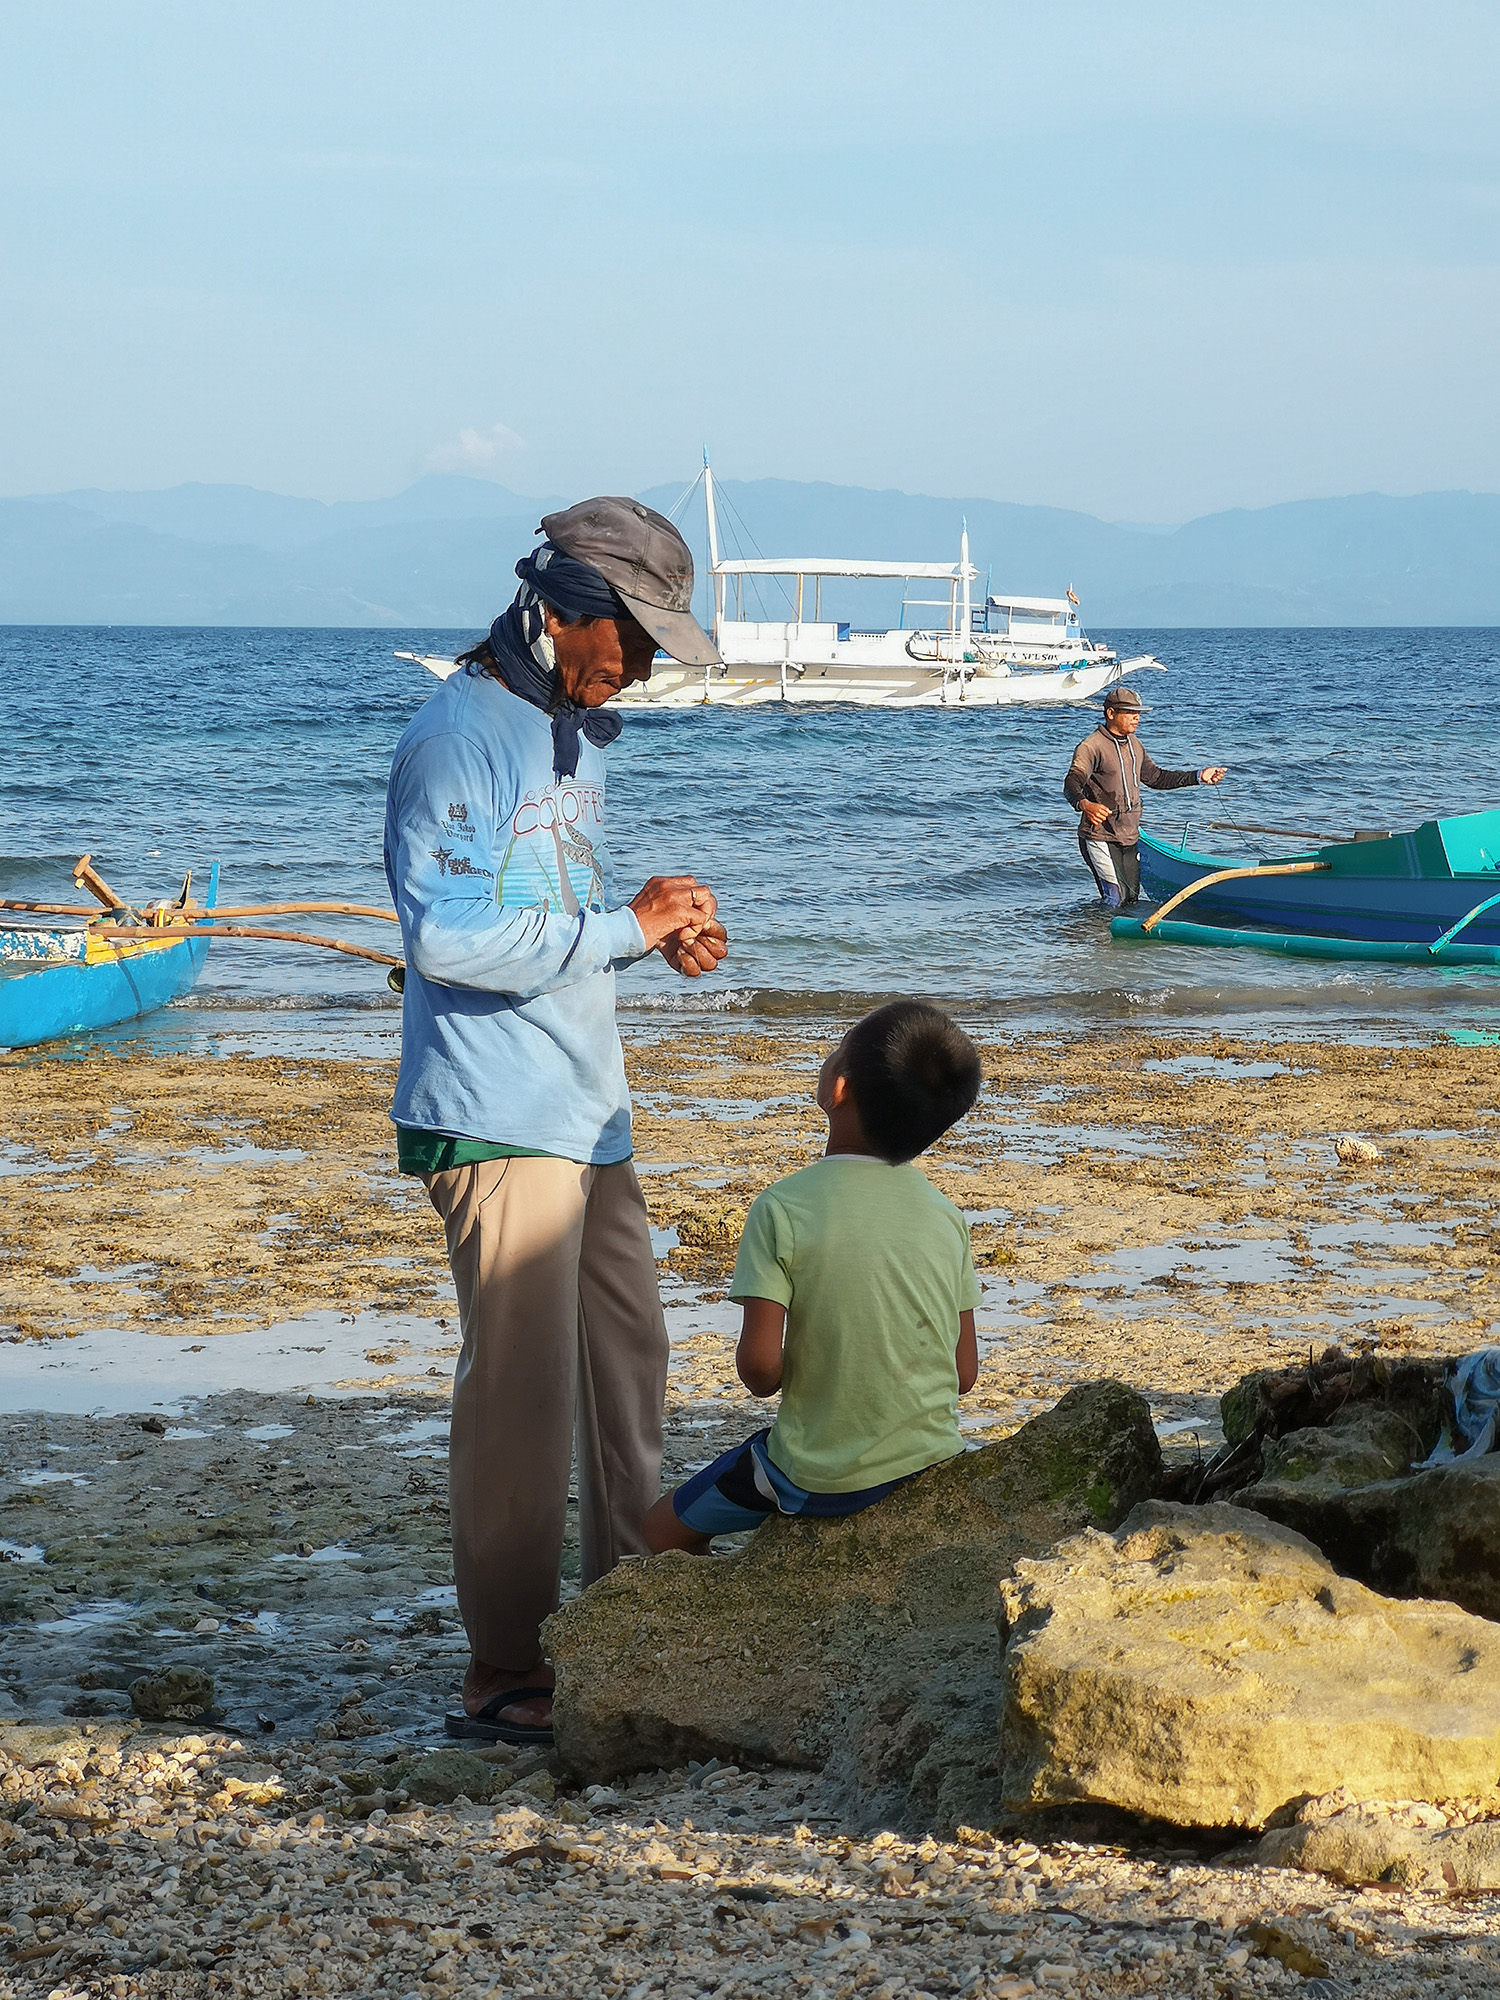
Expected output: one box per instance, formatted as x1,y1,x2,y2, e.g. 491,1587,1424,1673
1063,726,1200,843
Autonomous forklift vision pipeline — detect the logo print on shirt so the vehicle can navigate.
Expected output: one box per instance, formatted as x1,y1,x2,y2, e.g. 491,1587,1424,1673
495,781,607,915
430,845,493,879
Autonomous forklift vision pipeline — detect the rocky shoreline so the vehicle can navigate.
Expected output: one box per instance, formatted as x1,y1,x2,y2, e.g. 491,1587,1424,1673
3,1025,1499,1994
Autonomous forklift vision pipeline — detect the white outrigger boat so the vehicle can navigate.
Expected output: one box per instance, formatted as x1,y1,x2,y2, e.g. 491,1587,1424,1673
397,458,1164,709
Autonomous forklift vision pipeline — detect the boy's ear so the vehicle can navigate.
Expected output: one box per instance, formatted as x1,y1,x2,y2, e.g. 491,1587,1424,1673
826,1071,852,1107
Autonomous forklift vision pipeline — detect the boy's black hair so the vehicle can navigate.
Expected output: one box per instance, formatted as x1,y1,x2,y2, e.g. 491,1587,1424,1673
836,1000,982,1164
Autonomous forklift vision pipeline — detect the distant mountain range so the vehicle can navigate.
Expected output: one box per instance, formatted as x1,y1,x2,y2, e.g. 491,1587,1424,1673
3,474,1498,628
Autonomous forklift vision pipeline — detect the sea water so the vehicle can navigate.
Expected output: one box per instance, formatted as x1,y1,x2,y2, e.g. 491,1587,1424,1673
4,623,1500,1053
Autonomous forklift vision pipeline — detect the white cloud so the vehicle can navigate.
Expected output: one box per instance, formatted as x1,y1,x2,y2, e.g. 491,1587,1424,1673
422,421,526,477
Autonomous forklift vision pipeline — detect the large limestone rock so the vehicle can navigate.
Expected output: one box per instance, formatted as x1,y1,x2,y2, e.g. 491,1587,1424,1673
545,1380,1160,1822
997,1502,1500,1830
1240,1454,1500,1623
1259,1807,1500,1891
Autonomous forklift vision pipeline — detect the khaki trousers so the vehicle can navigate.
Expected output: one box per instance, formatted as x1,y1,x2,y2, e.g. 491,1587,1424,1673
424,1157,668,1671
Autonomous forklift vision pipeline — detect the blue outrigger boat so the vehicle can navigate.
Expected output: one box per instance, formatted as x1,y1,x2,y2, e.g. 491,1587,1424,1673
1111,810,1500,966
0,863,219,1050
1,859,404,1051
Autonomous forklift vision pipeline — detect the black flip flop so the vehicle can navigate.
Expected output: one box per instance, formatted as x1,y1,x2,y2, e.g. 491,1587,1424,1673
443,1685,555,1746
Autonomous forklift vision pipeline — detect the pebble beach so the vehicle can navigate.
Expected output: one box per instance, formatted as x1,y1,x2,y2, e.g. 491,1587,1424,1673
5,1721,1500,2000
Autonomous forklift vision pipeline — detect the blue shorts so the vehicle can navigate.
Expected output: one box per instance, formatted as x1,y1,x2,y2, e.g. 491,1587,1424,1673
672,1427,906,1537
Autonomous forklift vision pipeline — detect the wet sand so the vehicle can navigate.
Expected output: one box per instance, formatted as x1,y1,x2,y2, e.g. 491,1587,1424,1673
2,1024,1499,1993
6,1025,1498,1416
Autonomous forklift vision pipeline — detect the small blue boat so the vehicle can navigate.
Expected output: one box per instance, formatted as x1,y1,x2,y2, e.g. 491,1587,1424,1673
1119,811,1500,951
0,863,218,1050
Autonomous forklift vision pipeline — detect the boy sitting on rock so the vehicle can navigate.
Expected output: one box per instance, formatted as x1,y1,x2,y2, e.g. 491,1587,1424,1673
644,1000,983,1552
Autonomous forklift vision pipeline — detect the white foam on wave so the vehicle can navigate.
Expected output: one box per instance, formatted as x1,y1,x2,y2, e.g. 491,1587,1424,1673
171,990,400,1012
625,986,756,1014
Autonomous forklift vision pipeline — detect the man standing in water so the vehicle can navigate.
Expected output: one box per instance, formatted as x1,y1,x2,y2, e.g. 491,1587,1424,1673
384,497,727,1744
1064,686,1227,908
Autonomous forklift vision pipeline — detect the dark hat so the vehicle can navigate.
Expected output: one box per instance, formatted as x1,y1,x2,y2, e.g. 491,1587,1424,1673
1103,685,1148,713
541,496,720,668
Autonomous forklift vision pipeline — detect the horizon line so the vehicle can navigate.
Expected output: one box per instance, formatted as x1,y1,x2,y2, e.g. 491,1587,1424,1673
6,620,1500,635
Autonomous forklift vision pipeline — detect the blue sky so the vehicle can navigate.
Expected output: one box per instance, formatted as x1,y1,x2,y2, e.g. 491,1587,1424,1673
3,1,1498,518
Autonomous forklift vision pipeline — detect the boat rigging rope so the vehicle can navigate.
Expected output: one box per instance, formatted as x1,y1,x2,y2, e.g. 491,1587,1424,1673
717,484,798,621
663,467,704,524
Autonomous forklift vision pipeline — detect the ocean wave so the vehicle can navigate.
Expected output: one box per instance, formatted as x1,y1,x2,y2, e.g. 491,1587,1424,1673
0,854,97,889
627,976,1491,1033
171,973,1493,1033
170,990,401,1013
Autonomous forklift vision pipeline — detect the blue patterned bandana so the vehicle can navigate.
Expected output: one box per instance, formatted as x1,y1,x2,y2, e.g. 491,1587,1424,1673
479,542,627,778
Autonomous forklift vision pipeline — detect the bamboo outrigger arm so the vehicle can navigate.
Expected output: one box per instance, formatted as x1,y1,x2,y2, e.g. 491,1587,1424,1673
0,897,399,924
1140,860,1332,933
72,854,135,917
202,903,400,923
1429,891,1500,957
91,922,404,969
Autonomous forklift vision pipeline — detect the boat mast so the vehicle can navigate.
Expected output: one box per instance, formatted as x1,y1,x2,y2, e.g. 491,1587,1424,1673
702,447,726,649
961,519,972,656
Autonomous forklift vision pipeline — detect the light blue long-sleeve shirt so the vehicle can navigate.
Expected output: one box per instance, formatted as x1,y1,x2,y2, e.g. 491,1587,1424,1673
383,665,648,1163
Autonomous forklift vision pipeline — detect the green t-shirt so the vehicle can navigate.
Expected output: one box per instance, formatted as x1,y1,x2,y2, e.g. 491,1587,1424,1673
395,1128,553,1175
729,1154,982,1493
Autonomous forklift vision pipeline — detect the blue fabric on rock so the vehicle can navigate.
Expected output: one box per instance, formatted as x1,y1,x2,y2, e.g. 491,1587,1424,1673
1418,1346,1500,1466
484,541,626,780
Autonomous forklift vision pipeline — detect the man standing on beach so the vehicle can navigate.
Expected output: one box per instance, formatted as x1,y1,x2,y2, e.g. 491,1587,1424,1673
384,497,727,1745
1064,686,1227,909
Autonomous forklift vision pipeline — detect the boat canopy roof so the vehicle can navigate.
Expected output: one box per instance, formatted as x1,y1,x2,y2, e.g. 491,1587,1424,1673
986,593,1072,616
714,557,967,580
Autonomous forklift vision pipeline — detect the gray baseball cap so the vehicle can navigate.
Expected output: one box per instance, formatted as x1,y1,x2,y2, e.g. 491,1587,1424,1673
1103,685,1149,712
542,496,720,668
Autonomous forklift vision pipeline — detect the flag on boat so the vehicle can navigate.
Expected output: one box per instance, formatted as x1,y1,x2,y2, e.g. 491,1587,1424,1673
1066,586,1079,605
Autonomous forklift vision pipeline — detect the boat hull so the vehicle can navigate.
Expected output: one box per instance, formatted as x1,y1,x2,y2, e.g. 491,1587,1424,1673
613,655,1137,709
0,866,216,1049
1138,826,1500,946
396,652,1161,709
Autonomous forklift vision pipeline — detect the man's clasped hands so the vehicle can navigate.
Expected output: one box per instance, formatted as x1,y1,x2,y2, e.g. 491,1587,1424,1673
628,875,728,978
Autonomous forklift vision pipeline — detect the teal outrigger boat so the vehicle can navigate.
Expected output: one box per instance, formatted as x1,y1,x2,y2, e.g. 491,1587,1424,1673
1112,809,1500,966
0,863,219,1050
